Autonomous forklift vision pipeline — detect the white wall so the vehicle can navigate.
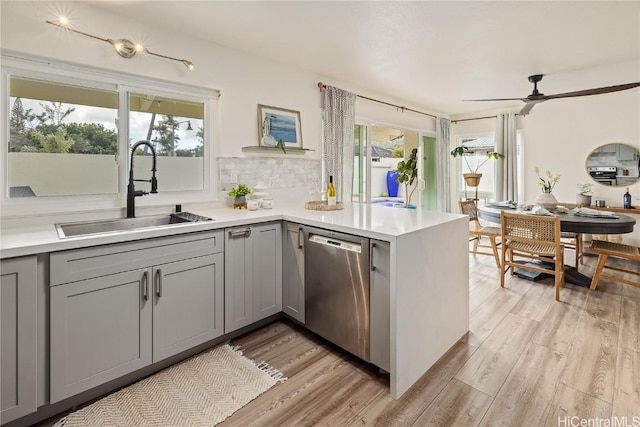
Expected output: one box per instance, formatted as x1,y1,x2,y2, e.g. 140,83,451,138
0,1,443,167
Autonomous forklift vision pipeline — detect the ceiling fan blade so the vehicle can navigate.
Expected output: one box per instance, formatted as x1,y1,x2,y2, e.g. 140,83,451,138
543,82,640,100
518,99,548,116
464,97,526,102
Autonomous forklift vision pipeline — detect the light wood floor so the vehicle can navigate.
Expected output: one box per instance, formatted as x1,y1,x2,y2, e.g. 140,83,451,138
222,250,640,427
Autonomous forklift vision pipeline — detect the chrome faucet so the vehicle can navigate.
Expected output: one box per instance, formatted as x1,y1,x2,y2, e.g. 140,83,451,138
127,140,158,218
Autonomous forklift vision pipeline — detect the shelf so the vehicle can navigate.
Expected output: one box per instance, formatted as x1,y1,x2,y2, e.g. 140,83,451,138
241,146,314,155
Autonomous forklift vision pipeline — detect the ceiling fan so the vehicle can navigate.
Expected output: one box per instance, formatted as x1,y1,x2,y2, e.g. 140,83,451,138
466,74,640,116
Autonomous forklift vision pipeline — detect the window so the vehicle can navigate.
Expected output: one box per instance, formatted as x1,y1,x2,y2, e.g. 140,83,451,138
454,134,524,204
128,93,204,193
2,54,218,216
8,76,119,197
455,136,498,202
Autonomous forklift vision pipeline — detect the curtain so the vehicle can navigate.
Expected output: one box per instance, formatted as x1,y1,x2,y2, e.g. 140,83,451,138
322,86,356,202
495,112,518,201
436,117,451,212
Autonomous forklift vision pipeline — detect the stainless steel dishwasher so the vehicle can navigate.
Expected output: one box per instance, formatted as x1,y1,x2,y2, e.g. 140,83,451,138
304,226,370,361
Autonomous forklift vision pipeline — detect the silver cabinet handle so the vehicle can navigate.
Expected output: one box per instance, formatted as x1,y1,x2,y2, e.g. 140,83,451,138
298,227,304,249
142,271,149,300
370,242,377,271
229,228,252,238
155,268,162,297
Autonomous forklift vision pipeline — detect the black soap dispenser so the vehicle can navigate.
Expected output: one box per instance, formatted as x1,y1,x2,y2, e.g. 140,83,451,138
623,188,632,209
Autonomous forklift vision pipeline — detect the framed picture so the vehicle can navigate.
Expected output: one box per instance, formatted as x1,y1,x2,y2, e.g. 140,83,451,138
258,104,303,148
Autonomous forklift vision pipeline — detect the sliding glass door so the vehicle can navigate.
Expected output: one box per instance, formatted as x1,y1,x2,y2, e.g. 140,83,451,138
352,122,438,209
420,135,438,211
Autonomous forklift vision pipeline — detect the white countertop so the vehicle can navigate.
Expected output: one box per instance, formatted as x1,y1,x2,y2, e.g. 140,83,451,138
0,202,465,259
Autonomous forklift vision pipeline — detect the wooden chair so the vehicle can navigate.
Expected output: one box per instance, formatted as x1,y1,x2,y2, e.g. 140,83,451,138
500,211,565,301
458,200,501,268
589,240,640,290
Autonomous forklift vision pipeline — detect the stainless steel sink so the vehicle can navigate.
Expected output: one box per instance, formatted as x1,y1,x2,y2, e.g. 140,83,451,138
56,213,211,238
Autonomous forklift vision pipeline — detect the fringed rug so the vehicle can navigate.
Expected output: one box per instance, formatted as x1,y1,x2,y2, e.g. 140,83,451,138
55,344,286,426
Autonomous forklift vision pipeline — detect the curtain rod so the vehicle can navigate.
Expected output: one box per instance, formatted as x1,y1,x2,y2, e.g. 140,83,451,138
317,82,438,119
451,112,522,124
451,115,497,124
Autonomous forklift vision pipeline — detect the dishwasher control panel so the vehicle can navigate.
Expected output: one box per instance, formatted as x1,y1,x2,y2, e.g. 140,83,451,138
308,234,362,253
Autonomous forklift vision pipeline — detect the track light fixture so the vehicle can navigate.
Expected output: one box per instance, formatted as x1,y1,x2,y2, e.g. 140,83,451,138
45,17,194,71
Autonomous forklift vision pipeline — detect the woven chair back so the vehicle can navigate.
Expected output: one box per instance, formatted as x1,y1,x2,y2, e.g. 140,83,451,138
501,211,560,247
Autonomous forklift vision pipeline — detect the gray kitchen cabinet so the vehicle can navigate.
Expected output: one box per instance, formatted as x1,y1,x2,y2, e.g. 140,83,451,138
369,240,391,373
282,222,305,323
152,253,224,362
50,231,223,403
1,256,37,424
50,269,152,404
617,144,638,161
595,144,617,154
225,222,282,334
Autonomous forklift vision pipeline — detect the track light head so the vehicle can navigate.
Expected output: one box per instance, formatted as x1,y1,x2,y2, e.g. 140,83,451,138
46,17,194,71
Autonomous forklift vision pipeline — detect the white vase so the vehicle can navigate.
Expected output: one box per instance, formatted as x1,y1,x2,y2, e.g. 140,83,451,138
576,194,592,207
534,192,558,210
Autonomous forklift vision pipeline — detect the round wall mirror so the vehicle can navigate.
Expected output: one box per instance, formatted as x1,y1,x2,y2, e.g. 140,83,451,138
585,143,640,187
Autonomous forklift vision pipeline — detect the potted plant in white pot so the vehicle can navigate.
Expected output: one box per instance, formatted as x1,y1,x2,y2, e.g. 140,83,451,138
450,145,504,187
576,183,593,207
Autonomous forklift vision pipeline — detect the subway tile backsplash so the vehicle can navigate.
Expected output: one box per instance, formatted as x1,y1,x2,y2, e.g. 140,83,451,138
218,157,321,191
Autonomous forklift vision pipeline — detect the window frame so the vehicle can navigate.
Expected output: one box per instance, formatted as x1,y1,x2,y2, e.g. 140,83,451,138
1,52,219,218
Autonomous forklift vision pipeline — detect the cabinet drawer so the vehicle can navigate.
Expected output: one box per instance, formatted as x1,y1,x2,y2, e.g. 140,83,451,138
51,230,223,286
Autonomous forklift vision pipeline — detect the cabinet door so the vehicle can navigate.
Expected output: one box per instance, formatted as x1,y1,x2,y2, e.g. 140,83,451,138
370,240,391,372
152,254,224,363
617,144,637,161
1,256,37,424
253,223,282,321
50,269,152,403
224,227,254,333
282,223,305,323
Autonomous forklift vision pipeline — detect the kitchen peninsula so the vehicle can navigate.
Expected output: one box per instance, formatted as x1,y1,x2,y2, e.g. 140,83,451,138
0,202,468,424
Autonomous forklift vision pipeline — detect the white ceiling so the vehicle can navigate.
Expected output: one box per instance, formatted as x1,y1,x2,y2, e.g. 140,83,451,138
90,1,640,116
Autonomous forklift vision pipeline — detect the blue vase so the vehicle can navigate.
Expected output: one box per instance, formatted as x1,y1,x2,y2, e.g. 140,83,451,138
386,171,399,197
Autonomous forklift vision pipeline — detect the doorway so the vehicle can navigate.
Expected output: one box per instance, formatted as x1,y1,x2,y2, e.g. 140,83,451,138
353,123,437,208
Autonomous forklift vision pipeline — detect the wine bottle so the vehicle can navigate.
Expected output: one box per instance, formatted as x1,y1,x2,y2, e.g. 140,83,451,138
624,187,632,209
327,176,337,206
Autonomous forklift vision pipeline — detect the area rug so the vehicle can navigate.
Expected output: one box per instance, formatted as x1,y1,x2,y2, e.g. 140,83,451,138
55,344,286,426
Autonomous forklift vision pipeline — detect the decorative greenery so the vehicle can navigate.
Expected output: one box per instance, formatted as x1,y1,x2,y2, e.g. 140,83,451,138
577,183,594,196
394,147,418,207
534,166,561,193
450,145,504,174
228,184,251,198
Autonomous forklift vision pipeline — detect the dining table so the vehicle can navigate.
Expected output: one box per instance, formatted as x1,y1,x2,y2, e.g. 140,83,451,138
476,203,637,286
477,204,636,235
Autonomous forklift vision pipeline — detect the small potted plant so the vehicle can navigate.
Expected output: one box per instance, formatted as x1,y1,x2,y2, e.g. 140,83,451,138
576,183,594,207
393,147,418,208
228,184,251,209
450,145,504,187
